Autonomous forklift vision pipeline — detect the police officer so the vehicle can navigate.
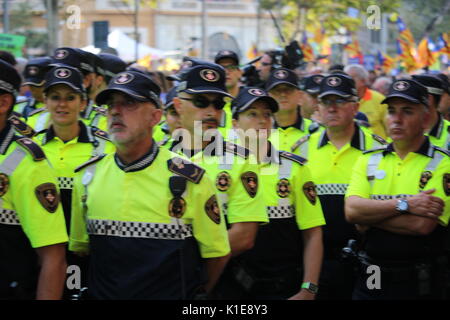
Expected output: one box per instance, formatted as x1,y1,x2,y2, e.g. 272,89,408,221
170,64,268,298
14,57,51,118
214,50,243,137
266,67,318,152
436,73,449,121
346,78,449,300
87,53,128,131
33,65,115,297
0,59,68,300
228,87,325,300
291,73,387,300
155,86,181,147
298,74,324,122
412,74,449,150
70,70,230,299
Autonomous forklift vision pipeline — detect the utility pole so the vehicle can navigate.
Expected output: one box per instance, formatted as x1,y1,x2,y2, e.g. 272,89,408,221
3,0,9,33
256,0,260,50
46,0,58,54
134,0,139,61
201,0,207,59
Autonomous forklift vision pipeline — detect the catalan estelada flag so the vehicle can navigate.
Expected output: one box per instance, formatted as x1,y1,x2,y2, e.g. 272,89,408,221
344,33,363,64
396,39,417,72
396,17,415,48
417,37,436,68
377,51,395,73
300,31,315,62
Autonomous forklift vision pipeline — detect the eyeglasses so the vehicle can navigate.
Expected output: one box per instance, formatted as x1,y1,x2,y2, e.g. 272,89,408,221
106,97,141,111
319,98,354,107
179,96,226,110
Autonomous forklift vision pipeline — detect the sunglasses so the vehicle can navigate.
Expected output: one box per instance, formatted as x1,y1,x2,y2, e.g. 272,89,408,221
179,96,226,110
319,98,353,107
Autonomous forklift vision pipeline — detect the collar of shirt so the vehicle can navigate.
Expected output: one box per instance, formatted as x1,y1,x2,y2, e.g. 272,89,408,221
41,121,91,145
428,114,444,139
383,136,434,158
114,140,159,172
317,123,366,151
0,121,16,154
274,109,305,131
362,87,372,102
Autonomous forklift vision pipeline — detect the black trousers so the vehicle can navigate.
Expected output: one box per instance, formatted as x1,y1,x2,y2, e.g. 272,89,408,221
316,258,356,300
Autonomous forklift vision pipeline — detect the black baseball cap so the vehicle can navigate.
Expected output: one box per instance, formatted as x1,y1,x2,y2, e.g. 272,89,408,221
23,57,52,87
265,68,299,91
51,47,95,75
44,65,86,97
381,79,429,107
436,73,449,94
176,64,233,98
412,74,444,96
318,74,358,99
231,87,278,118
167,57,217,82
299,74,324,94
96,71,162,108
0,59,21,96
98,53,127,82
214,50,240,66
83,51,105,76
164,86,177,110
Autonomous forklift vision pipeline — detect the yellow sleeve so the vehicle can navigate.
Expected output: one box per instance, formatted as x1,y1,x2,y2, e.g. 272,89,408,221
226,155,268,224
428,159,450,226
190,172,231,258
12,156,68,248
345,154,371,199
68,170,90,253
293,164,326,230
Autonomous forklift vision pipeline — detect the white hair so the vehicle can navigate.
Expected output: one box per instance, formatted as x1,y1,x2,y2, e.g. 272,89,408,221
344,64,369,83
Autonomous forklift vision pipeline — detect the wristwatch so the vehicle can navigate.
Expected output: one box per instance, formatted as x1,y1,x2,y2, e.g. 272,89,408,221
301,282,319,294
396,199,409,213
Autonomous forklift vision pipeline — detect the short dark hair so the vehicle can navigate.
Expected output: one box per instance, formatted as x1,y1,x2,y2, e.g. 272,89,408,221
0,51,17,66
0,89,16,116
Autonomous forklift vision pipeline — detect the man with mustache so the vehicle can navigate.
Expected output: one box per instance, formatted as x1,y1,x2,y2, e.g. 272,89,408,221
171,63,268,299
69,70,230,299
346,79,449,299
291,73,386,300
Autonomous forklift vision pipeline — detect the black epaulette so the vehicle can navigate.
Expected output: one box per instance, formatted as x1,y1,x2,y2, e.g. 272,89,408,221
157,135,171,147
362,145,388,154
9,115,36,138
308,122,323,134
15,137,46,161
91,127,110,141
279,151,307,165
11,111,22,117
28,107,46,117
167,157,205,184
224,141,250,159
74,154,107,173
434,146,450,157
371,133,387,145
93,106,107,116
290,134,311,152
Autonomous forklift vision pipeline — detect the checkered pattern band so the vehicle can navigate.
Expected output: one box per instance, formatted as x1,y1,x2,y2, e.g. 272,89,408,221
87,219,193,240
370,194,413,200
0,209,20,225
316,184,349,196
58,177,74,190
267,205,294,219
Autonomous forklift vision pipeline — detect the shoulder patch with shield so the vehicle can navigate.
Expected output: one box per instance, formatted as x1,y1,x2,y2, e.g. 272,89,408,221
241,171,258,198
35,183,60,213
205,195,221,224
303,181,318,205
444,173,450,196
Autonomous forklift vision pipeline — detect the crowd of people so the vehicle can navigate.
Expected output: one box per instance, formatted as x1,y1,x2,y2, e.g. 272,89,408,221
0,45,449,300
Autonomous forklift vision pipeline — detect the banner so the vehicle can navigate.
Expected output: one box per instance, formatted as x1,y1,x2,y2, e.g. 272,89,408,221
0,33,26,57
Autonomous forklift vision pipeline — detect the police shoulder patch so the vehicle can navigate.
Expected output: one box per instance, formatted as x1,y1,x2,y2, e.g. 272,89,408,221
205,195,221,224
290,134,310,152
35,182,59,213
167,157,205,184
9,115,36,138
371,133,387,145
15,137,46,161
444,173,450,196
224,142,250,159
362,145,388,155
240,171,258,198
433,146,450,157
279,151,307,165
92,127,110,141
74,154,107,173
28,107,46,117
